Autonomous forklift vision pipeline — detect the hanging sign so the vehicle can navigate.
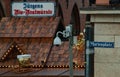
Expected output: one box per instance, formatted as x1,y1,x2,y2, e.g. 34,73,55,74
12,2,55,17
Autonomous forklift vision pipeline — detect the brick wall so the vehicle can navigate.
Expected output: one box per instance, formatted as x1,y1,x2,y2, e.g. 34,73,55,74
96,0,109,5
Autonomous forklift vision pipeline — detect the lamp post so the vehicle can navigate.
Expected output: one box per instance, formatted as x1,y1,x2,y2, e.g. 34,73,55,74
53,24,73,77
69,25,73,77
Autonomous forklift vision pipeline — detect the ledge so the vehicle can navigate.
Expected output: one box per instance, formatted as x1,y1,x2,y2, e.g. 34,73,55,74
80,6,120,14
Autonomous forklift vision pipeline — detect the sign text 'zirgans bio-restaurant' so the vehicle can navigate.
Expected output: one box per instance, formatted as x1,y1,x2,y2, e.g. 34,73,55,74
12,2,55,16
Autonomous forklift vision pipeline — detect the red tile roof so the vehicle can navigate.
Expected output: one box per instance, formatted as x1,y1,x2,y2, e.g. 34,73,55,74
47,41,85,66
0,17,59,37
0,17,85,70
0,38,53,66
0,17,60,67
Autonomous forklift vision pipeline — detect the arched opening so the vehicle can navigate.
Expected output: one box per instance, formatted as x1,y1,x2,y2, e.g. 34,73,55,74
55,19,67,41
70,4,80,36
57,3,64,25
71,3,85,69
55,3,67,41
0,2,5,19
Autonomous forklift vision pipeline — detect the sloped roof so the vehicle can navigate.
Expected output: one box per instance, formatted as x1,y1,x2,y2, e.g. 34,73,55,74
0,17,60,37
0,38,53,66
47,41,85,66
0,17,85,69
0,17,60,66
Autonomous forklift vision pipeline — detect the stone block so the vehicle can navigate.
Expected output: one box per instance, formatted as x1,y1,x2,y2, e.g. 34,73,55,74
94,48,120,63
94,63,120,77
91,15,113,22
115,36,120,47
94,35,114,42
113,15,120,22
94,23,120,35
91,15,120,22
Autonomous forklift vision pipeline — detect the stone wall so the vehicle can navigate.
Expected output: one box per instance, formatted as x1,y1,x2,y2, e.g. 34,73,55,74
91,14,120,77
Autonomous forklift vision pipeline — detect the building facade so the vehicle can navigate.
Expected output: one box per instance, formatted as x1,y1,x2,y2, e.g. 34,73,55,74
0,0,88,76
80,0,120,77
0,0,89,33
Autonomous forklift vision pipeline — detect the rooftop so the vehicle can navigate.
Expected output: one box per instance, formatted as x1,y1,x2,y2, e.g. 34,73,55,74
0,17,85,76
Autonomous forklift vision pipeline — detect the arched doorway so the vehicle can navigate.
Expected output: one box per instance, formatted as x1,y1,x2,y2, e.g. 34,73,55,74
71,3,85,68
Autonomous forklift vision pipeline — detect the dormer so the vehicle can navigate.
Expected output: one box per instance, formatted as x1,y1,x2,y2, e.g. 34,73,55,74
0,42,25,62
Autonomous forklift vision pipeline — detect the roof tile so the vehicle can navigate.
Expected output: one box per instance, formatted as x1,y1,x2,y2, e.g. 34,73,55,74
0,16,85,70
0,16,85,68
0,17,10,22
0,38,53,66
0,17,60,37
47,41,85,66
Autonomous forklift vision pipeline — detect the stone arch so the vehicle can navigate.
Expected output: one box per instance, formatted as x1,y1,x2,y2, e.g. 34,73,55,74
70,3,80,36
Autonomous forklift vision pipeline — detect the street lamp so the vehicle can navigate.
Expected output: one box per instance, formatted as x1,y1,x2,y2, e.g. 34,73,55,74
53,24,73,77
